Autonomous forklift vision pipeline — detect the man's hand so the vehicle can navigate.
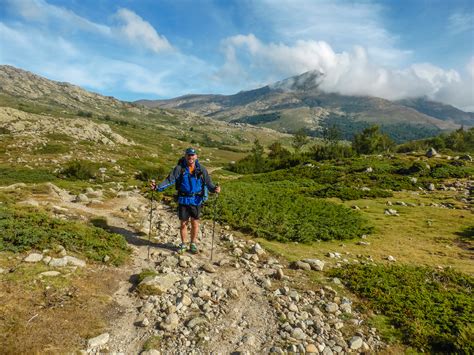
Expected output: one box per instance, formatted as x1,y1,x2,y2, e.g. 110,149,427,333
215,185,221,194
150,179,157,191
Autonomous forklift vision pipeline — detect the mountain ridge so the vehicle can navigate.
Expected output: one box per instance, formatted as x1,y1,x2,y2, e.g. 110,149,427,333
136,71,473,142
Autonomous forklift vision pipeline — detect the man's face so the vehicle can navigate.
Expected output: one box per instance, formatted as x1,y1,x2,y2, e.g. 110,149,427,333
186,153,197,165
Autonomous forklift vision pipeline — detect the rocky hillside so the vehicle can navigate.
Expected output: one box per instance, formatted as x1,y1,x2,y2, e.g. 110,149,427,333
138,71,474,142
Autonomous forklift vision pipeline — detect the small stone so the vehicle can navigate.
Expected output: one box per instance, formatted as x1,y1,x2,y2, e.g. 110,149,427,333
427,183,435,191
198,290,212,301
274,268,285,280
193,274,212,288
387,255,396,262
0,268,5,274
348,336,363,350
75,194,89,203
141,350,161,355
65,256,86,267
291,327,306,340
42,256,52,264
180,294,192,306
40,271,61,277
103,255,110,263
384,209,399,216
48,257,68,267
186,316,207,329
228,288,239,299
201,263,217,273
305,344,318,353
160,313,179,331
87,333,110,349
24,253,43,263
325,302,339,313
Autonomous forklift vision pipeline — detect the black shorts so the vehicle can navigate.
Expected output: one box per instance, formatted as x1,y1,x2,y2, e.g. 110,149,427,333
178,204,201,221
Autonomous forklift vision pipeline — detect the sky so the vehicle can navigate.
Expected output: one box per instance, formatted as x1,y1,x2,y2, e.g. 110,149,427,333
0,0,473,110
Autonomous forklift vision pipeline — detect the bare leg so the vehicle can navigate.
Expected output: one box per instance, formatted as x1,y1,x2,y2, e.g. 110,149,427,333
190,218,199,243
180,219,189,243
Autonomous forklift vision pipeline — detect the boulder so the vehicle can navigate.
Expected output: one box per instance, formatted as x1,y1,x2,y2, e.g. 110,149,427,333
49,257,68,267
139,273,181,295
24,253,43,263
291,260,311,271
302,259,325,271
65,256,86,267
87,333,110,349
348,336,363,350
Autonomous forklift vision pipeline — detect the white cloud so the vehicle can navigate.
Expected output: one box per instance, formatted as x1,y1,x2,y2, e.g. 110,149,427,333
448,11,474,34
218,34,474,111
114,8,172,53
6,0,111,35
250,0,411,66
5,0,173,53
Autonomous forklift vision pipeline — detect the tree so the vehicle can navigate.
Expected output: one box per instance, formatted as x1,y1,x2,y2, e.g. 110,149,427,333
268,142,291,159
251,139,264,168
323,125,341,144
352,125,394,154
292,129,309,153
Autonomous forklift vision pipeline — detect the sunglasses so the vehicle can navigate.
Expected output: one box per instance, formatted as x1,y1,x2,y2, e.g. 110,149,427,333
186,153,196,157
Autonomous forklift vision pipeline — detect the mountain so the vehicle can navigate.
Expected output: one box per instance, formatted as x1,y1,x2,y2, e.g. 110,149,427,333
396,97,474,127
137,70,473,143
0,65,290,175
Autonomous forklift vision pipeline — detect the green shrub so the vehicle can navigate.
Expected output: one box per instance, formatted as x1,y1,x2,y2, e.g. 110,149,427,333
135,165,167,182
0,166,56,185
59,160,98,180
328,264,474,353
209,181,372,242
34,143,70,155
0,206,130,265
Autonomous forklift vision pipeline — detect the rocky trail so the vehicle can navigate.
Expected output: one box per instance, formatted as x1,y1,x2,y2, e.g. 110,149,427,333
11,184,387,354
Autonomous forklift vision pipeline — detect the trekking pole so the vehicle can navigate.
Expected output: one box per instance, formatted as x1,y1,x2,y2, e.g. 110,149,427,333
210,183,219,262
148,182,155,261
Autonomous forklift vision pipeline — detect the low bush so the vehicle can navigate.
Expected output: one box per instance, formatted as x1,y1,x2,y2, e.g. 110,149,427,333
328,264,474,353
0,166,56,185
0,206,129,265
34,143,70,155
59,160,99,180
209,181,372,242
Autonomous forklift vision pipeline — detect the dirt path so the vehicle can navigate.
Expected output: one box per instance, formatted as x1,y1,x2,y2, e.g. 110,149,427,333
29,186,385,354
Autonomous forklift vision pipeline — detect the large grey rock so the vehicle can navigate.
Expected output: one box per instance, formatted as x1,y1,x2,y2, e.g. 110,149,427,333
75,194,89,203
87,333,110,349
292,260,311,271
24,253,43,263
348,336,363,350
49,257,68,267
140,273,181,294
65,255,86,267
302,259,325,271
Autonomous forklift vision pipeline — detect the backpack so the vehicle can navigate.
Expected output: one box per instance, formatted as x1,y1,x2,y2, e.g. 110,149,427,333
175,158,209,203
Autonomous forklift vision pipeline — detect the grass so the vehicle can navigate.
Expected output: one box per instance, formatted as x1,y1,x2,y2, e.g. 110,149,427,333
0,206,130,265
0,165,57,185
258,191,474,274
328,264,473,353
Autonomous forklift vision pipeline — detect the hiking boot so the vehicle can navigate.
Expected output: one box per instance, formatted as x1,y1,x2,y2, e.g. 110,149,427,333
189,243,198,254
177,243,187,254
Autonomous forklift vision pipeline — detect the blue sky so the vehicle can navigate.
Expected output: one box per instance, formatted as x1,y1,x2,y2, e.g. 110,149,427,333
1,0,473,110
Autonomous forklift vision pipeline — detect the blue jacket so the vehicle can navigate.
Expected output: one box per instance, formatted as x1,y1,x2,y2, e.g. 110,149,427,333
156,159,217,206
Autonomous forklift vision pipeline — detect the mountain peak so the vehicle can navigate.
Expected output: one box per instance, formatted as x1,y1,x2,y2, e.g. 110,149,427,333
270,70,324,92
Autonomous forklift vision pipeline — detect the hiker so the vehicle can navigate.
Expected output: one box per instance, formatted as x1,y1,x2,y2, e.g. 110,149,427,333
151,148,221,254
